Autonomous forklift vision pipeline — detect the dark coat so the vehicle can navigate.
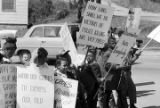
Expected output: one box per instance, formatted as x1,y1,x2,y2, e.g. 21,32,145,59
78,65,99,99
104,63,121,90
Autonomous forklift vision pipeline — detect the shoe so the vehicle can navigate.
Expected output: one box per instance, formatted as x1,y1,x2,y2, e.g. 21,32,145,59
130,104,137,108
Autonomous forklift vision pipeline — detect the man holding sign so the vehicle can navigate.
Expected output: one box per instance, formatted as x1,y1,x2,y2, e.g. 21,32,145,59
101,33,140,108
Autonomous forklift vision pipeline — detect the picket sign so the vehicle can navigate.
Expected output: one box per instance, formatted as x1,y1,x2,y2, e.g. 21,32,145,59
54,76,78,108
107,34,137,65
0,83,5,108
17,64,55,108
0,64,17,108
59,23,85,66
0,64,79,108
142,24,160,50
78,1,114,48
126,8,141,31
59,23,78,65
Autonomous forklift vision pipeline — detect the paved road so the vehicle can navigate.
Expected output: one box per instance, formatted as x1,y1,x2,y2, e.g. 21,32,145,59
132,50,160,108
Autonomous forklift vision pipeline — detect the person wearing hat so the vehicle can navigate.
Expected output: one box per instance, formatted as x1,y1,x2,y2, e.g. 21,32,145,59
0,37,17,64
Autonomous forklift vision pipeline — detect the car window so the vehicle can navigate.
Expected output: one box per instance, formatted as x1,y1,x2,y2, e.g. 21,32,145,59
44,26,61,37
30,27,43,37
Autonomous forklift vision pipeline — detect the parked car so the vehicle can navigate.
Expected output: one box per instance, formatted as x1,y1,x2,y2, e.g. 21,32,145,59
1,23,80,60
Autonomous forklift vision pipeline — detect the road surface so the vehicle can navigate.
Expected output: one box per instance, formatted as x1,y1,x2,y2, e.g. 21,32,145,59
132,49,160,108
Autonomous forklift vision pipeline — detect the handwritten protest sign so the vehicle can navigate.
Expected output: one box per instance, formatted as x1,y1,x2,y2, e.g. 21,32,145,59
76,32,88,54
54,76,78,108
0,80,5,108
0,65,16,108
78,1,113,48
126,8,141,34
17,64,54,108
60,23,85,66
59,23,78,65
107,34,136,65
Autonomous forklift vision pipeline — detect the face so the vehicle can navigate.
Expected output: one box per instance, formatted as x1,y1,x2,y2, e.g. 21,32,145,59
20,53,31,64
57,60,68,74
108,39,116,49
86,52,95,64
103,49,112,60
3,47,16,58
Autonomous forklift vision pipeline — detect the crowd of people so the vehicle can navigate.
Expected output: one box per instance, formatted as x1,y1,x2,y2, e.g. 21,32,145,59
0,1,143,107
0,24,143,108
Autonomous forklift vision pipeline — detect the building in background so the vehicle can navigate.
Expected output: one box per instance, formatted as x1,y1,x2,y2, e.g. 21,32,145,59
0,0,28,29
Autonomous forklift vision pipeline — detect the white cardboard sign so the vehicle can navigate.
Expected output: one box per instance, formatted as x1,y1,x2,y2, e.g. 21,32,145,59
0,65,17,108
17,64,54,108
107,35,136,65
59,23,79,66
126,8,141,30
78,1,113,48
54,76,78,108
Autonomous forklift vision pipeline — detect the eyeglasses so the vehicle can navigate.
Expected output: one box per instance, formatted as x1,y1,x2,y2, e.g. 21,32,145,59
4,47,16,51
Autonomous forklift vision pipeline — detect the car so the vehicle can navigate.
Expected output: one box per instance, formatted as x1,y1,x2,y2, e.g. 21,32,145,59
1,23,80,60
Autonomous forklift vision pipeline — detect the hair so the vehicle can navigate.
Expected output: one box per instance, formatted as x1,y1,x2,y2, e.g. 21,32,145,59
6,37,17,43
37,47,48,58
3,37,17,50
118,30,124,37
17,50,31,56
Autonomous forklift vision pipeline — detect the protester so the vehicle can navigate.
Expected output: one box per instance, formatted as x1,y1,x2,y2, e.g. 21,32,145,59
30,47,49,68
100,46,121,108
122,48,142,108
86,48,103,108
55,51,87,108
77,48,101,108
55,57,70,77
57,50,72,66
0,37,17,64
96,35,131,108
55,50,77,79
